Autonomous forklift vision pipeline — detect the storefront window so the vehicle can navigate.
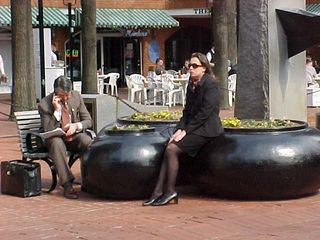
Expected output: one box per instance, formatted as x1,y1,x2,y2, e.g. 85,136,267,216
65,32,81,81
165,26,211,70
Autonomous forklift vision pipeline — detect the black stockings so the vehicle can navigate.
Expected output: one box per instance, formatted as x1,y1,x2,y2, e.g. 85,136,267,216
152,143,182,197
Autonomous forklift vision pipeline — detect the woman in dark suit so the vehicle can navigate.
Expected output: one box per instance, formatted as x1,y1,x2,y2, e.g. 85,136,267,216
143,52,224,206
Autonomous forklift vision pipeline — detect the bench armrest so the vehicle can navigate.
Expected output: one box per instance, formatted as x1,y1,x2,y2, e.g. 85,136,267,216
85,129,96,139
25,132,47,153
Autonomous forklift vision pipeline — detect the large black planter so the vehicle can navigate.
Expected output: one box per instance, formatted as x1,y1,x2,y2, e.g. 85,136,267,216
82,128,167,199
188,121,320,199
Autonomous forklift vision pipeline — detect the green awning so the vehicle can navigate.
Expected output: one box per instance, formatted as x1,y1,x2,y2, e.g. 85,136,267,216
306,4,320,15
0,6,69,27
76,8,179,29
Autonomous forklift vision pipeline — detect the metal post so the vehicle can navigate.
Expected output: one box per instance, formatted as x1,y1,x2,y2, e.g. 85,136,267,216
38,0,45,98
68,3,73,83
316,113,320,129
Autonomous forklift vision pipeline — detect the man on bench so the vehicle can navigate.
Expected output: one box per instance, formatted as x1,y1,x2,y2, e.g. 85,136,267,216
38,76,93,199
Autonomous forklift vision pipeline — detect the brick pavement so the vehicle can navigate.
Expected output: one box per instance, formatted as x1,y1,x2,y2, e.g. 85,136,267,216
1,93,320,240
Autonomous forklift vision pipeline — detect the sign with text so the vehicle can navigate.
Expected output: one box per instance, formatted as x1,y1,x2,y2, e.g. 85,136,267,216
165,8,211,17
124,29,149,38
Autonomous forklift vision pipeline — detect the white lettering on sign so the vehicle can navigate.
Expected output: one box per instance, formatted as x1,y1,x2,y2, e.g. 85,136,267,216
125,29,149,38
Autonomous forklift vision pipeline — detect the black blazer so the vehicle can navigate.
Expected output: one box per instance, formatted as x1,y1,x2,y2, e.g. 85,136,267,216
176,73,223,137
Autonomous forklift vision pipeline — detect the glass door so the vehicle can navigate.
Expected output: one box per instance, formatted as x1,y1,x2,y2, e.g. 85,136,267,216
124,38,141,75
96,36,103,74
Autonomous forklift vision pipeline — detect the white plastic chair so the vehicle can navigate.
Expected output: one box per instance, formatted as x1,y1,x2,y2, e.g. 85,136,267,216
104,73,120,96
228,74,237,107
166,69,178,77
161,74,185,107
125,75,132,101
129,74,146,104
149,77,165,105
97,74,109,94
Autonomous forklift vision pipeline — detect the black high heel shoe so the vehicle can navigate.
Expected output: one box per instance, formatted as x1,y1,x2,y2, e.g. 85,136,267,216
142,195,162,206
151,192,178,206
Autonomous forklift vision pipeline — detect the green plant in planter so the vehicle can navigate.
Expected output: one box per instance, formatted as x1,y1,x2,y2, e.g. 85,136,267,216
130,111,182,121
111,124,150,131
129,112,300,129
221,117,299,129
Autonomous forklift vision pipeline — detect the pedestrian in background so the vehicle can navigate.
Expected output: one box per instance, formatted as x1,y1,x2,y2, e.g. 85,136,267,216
0,53,8,83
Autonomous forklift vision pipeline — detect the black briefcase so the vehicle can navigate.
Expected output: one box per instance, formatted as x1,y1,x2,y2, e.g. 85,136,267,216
1,160,41,197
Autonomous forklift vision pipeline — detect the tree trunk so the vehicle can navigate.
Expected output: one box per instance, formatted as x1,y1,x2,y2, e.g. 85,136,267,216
10,0,36,117
234,0,269,119
81,0,97,93
227,0,237,66
213,0,229,109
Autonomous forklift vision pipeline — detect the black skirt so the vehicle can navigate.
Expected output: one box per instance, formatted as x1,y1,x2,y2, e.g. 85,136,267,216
173,133,213,157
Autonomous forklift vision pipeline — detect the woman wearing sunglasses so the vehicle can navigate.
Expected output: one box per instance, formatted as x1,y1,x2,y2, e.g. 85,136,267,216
143,52,224,206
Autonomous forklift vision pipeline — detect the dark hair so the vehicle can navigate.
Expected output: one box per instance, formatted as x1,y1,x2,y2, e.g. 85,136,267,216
156,58,163,64
190,52,213,76
53,75,72,93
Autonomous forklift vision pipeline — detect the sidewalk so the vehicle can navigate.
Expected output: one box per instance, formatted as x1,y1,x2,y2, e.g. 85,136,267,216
1,93,320,240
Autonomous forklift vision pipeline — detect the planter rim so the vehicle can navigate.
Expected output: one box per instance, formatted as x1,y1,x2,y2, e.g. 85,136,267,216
104,127,156,135
118,116,179,124
223,119,308,132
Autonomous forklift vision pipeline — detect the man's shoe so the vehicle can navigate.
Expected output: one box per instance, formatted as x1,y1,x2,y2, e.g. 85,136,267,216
63,183,79,199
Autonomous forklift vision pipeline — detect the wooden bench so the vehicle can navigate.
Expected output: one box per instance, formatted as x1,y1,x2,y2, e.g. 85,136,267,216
14,110,89,193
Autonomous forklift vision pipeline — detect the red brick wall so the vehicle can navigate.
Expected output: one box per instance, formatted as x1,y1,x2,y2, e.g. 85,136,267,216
51,27,68,60
142,27,176,76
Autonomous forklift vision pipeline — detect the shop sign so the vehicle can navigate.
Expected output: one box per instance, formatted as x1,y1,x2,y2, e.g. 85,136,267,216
65,49,79,58
194,8,211,15
124,29,149,38
165,8,211,17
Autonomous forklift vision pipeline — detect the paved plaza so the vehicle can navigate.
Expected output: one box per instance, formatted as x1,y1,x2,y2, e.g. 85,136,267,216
0,93,320,240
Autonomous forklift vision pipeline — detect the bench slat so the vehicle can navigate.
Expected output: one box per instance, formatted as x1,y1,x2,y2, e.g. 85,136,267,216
14,110,39,116
16,119,41,125
17,123,42,130
15,115,41,121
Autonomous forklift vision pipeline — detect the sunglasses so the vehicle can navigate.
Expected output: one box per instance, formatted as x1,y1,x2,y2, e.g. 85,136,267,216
188,63,203,69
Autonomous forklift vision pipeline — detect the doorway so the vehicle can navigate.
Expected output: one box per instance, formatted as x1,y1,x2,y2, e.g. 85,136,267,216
165,26,211,70
97,35,141,87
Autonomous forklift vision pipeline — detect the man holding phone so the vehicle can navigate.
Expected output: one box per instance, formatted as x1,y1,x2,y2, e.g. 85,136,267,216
38,76,93,199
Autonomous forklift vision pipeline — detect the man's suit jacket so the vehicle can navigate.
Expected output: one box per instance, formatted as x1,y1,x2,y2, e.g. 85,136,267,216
38,91,92,133
176,73,223,137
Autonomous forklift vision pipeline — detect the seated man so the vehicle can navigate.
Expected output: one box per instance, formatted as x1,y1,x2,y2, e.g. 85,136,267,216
38,76,93,199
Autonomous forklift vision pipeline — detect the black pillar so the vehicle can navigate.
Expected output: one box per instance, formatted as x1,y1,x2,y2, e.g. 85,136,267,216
68,3,73,83
38,0,45,98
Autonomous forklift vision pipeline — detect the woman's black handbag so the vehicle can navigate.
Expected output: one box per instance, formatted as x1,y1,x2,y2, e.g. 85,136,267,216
1,160,41,197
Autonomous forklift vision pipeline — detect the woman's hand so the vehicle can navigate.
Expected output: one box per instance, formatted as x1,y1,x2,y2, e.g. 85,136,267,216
174,130,186,142
169,129,186,143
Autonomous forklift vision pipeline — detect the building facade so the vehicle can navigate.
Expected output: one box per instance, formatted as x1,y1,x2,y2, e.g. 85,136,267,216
0,0,319,94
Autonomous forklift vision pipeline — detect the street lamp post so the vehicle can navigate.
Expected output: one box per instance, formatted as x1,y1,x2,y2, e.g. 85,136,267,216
63,0,76,83
38,0,45,98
